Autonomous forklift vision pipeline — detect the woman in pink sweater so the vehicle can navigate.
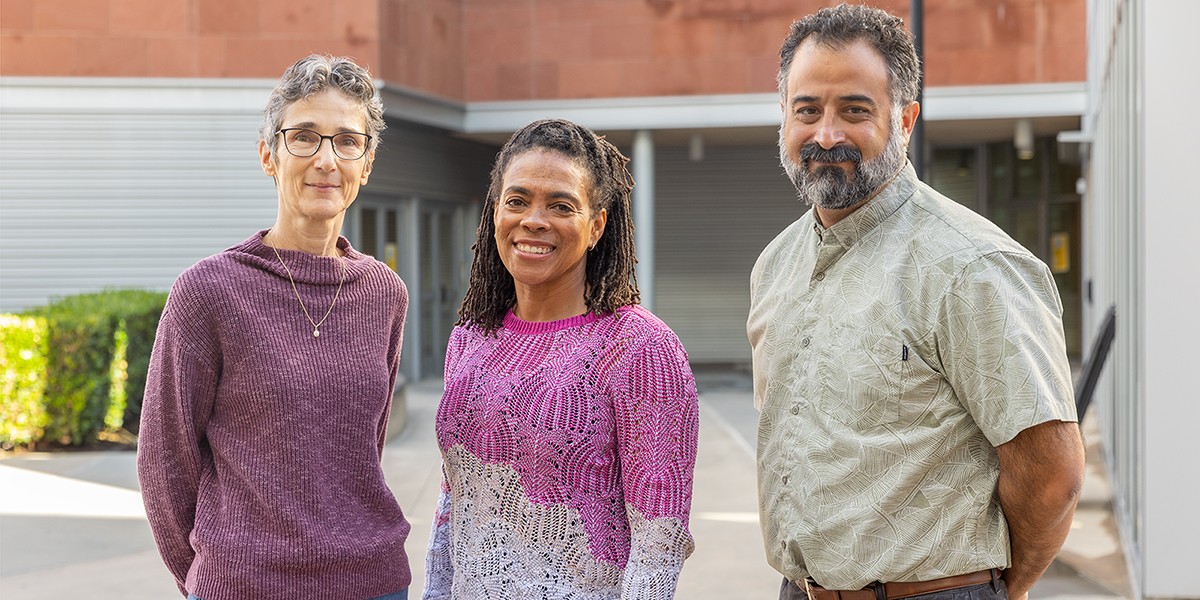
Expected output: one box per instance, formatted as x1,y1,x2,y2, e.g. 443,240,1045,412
422,119,700,599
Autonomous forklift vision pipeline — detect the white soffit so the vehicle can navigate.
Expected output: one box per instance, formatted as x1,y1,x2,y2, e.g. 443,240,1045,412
2,78,1086,130
923,82,1087,121
454,81,1087,133
377,84,466,131
0,77,275,113
462,93,779,133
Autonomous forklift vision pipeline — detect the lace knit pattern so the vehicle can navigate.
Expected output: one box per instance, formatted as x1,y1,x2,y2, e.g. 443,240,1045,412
423,305,699,599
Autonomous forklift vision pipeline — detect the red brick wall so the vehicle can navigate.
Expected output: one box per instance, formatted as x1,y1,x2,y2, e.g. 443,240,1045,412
379,0,463,99
460,0,1084,101
924,0,1086,86
1,0,1083,100
0,0,381,78
460,0,810,100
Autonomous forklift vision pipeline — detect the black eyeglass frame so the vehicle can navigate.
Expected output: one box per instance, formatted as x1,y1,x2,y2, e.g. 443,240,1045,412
275,128,373,160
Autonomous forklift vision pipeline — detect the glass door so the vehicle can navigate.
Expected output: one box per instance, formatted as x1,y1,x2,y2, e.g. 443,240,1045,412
352,198,471,380
984,139,1082,358
418,205,462,379
355,204,400,271
353,198,416,380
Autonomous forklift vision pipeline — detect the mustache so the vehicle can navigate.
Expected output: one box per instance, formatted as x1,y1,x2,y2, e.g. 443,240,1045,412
799,143,862,165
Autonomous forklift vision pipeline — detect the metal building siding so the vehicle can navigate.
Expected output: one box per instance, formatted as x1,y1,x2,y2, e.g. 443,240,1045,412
654,144,803,364
343,119,495,382
0,108,276,313
368,119,497,202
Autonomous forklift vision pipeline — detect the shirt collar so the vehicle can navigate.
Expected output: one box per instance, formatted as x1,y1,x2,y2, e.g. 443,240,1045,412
819,162,918,247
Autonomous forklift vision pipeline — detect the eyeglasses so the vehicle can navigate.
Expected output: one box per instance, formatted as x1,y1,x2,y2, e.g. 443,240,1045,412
276,128,372,160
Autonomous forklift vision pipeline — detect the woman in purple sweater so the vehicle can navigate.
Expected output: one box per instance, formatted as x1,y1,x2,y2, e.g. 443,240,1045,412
422,119,700,599
137,55,412,600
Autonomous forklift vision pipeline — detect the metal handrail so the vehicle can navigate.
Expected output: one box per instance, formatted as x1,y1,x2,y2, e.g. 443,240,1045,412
1074,305,1116,420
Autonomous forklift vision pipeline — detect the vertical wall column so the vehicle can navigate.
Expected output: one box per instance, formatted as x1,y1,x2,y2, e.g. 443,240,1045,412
1142,1,1200,597
632,130,655,311
400,198,422,381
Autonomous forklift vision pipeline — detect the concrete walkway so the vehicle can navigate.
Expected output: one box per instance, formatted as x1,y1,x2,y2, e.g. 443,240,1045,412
0,378,1125,599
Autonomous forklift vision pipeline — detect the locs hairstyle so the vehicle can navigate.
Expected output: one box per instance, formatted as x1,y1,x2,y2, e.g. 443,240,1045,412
776,3,922,108
458,119,640,333
259,54,386,159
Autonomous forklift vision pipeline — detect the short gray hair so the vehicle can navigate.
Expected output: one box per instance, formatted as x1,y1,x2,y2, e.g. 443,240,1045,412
260,54,386,158
777,3,921,109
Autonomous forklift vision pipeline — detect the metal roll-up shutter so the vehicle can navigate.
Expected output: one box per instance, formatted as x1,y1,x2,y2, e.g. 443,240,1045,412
654,144,804,364
0,84,276,313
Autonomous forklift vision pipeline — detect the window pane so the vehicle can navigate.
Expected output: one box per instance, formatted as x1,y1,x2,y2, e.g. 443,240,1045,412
361,208,377,258
929,148,979,213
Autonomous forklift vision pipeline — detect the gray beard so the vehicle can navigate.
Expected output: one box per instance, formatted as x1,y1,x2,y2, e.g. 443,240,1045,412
779,111,907,210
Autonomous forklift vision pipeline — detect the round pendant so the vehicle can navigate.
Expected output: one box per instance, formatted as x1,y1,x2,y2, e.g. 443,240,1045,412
313,329,320,337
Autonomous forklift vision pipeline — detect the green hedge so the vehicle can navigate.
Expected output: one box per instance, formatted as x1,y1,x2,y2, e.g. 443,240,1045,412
1,315,49,446
41,307,118,445
1,289,168,448
118,290,168,433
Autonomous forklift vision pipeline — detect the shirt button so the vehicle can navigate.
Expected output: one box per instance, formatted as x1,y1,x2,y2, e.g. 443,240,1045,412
801,337,811,347
814,272,825,281
791,405,800,415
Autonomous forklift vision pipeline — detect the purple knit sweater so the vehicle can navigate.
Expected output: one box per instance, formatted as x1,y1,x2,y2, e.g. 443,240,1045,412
424,306,700,599
137,231,411,600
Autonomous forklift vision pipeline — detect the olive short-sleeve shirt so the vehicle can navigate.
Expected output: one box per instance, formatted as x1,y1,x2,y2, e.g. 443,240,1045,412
747,163,1076,589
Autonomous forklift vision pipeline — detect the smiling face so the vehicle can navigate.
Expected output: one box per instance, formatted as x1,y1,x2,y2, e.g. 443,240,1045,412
779,38,918,220
258,89,374,227
493,149,607,313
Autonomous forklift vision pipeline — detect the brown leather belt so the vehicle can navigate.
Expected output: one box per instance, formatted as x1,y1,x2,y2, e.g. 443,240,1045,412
802,569,999,600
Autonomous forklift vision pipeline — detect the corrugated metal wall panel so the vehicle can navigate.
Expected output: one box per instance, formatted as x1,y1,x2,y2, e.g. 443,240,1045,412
368,119,497,202
0,107,276,312
0,82,499,315
654,144,803,364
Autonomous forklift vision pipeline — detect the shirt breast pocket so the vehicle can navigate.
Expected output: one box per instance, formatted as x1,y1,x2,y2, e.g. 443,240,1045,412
816,327,902,429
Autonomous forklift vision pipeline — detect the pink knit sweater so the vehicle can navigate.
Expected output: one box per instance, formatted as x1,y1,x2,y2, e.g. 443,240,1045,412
137,231,411,599
423,305,699,599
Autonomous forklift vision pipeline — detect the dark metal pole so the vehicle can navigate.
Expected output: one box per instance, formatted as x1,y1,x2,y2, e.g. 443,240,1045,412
910,0,925,179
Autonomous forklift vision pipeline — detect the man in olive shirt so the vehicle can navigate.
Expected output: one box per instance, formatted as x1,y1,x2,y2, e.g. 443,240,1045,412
747,6,1085,600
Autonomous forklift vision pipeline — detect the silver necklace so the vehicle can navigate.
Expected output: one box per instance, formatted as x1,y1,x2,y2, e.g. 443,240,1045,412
270,243,346,337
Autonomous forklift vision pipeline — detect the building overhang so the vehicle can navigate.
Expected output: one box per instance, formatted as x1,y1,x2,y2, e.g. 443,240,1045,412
922,82,1086,121
378,80,1085,131
2,77,1086,146
379,80,1086,146
0,76,278,113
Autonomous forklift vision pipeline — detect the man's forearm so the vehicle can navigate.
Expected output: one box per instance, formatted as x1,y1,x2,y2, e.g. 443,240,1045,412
998,484,1076,598
995,420,1085,600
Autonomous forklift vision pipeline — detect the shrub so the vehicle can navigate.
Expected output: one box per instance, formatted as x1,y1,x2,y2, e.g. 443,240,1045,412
5,289,169,446
106,326,129,432
0,315,49,447
40,308,116,445
112,290,168,433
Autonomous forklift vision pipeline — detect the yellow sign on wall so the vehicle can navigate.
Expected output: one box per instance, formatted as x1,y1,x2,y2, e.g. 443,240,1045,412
1050,232,1070,273
384,243,398,272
